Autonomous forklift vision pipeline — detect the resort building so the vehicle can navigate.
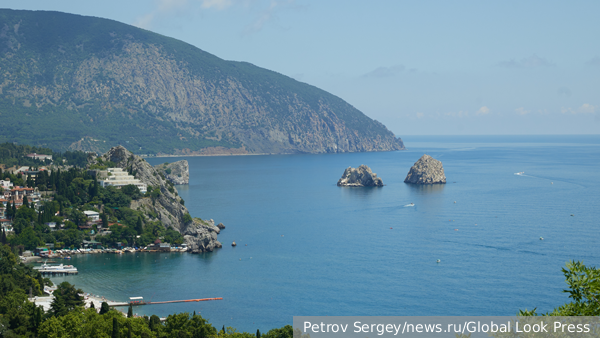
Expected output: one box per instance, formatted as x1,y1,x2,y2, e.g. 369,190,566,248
83,210,100,222
26,153,53,161
99,168,147,193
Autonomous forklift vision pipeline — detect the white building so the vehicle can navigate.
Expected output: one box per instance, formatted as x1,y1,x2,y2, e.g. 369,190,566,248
100,168,147,193
0,179,13,189
26,153,53,161
83,211,100,222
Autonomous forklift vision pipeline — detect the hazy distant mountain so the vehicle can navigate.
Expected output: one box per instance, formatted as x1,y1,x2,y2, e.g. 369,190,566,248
0,9,404,155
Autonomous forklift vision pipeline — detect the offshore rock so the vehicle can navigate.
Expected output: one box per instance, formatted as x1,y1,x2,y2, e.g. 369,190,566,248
404,154,446,184
154,160,189,185
95,146,221,252
337,165,383,187
182,218,223,253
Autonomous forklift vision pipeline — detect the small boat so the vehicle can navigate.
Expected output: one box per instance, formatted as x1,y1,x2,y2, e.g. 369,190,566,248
514,172,525,176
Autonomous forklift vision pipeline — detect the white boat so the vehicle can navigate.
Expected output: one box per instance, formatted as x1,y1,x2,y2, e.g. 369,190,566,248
514,172,525,176
34,263,78,275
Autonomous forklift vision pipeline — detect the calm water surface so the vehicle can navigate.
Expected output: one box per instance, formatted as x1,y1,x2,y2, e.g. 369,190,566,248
51,135,600,332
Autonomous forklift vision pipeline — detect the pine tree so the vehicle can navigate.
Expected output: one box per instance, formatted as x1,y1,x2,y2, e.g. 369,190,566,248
135,216,143,235
90,301,95,309
127,303,133,318
5,201,11,219
23,196,29,208
257,329,261,338
100,301,110,314
1,228,6,244
101,213,108,228
112,317,120,338
127,321,133,338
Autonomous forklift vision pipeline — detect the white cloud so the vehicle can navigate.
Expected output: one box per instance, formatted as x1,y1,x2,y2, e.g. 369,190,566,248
361,65,405,78
562,104,596,114
561,107,575,114
497,54,554,69
476,106,490,115
579,104,596,114
416,112,424,119
515,107,530,115
134,13,156,29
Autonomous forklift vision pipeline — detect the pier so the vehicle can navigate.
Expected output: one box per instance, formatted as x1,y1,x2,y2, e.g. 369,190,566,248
108,297,223,307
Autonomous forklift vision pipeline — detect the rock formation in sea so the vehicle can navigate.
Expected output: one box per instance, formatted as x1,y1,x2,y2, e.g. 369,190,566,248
182,218,223,253
94,146,221,252
404,154,446,184
154,160,189,185
337,165,384,187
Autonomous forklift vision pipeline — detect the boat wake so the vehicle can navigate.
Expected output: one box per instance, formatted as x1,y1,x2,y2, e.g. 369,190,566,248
404,203,415,207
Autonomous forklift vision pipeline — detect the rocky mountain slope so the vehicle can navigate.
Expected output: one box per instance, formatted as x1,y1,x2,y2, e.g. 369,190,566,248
154,160,189,185
0,9,404,155
97,146,221,252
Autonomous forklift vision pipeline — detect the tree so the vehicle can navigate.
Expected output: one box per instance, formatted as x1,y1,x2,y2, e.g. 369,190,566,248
49,281,85,317
23,195,29,208
100,301,110,315
127,303,133,318
135,216,143,235
101,213,108,228
149,315,162,332
90,301,95,309
263,325,294,338
6,201,12,219
257,329,261,338
519,260,600,316
1,228,6,244
112,317,120,338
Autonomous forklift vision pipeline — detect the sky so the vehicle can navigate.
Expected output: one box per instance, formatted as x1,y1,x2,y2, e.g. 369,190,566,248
3,0,600,136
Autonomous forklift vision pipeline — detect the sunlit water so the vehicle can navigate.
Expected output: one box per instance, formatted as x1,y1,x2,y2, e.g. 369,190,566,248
49,135,600,332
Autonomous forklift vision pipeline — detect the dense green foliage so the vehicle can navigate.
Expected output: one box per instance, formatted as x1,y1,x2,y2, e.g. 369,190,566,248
519,260,600,316
0,142,89,168
3,164,182,250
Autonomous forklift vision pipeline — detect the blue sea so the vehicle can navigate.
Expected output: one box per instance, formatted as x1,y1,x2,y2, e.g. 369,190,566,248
51,135,600,332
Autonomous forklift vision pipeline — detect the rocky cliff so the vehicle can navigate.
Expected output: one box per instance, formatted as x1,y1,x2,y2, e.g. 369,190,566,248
0,9,405,155
154,161,189,185
404,155,446,184
96,146,221,252
337,165,384,187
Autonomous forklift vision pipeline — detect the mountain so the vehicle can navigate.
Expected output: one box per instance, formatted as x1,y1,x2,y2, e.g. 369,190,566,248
0,9,404,155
